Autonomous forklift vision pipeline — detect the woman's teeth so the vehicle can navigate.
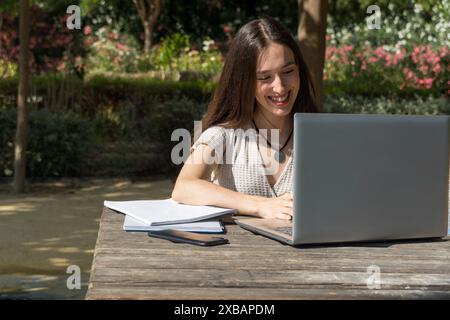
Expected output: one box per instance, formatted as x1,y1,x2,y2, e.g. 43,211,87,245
268,92,290,104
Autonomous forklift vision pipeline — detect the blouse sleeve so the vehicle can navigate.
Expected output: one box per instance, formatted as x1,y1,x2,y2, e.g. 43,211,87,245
190,126,228,156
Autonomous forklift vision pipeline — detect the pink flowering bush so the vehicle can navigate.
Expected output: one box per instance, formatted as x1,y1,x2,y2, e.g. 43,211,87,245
83,26,140,74
325,43,450,97
0,8,80,75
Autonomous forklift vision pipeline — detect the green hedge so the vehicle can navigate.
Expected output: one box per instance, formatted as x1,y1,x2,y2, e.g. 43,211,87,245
0,74,214,115
324,80,444,100
1,94,448,179
0,108,96,178
0,97,207,179
0,73,445,113
324,95,450,115
85,97,207,178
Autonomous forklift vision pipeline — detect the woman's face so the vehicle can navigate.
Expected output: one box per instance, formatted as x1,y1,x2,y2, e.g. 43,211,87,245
255,42,300,119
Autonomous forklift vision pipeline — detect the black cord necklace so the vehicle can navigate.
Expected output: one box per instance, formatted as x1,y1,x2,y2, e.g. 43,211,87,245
252,119,293,163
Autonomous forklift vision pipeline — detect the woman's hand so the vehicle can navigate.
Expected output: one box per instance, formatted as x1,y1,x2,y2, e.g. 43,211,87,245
254,193,293,220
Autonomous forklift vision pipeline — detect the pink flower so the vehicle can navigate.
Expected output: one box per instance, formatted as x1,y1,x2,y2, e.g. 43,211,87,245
426,54,439,65
439,47,449,57
403,68,414,80
84,25,92,35
109,32,119,40
419,65,429,75
374,47,387,59
360,60,367,71
115,42,128,51
432,64,441,74
56,62,66,71
223,25,232,33
84,38,94,46
418,78,434,89
343,45,354,52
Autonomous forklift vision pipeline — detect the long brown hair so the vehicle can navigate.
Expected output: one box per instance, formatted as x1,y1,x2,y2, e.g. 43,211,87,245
202,16,319,131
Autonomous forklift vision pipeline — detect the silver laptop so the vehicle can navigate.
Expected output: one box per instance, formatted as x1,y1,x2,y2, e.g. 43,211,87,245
236,113,450,246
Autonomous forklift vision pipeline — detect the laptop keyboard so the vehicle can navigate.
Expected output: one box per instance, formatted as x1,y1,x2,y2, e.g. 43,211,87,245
274,226,293,236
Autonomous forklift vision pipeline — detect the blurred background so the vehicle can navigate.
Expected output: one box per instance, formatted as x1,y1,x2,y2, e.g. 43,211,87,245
0,0,448,299
0,0,448,181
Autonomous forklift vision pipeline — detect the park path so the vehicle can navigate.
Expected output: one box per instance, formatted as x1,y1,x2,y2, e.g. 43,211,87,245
0,178,174,299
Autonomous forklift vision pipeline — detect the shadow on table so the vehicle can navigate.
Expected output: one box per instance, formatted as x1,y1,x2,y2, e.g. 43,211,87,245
291,237,449,249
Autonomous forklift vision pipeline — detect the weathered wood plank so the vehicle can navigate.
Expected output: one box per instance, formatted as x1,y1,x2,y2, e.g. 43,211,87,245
93,239,450,254
86,285,450,300
89,255,450,275
89,268,450,289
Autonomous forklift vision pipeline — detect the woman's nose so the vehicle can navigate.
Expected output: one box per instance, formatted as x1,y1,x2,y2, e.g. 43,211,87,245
272,75,286,94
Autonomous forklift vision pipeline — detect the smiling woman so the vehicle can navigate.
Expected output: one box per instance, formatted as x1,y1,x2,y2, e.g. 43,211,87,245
171,16,319,221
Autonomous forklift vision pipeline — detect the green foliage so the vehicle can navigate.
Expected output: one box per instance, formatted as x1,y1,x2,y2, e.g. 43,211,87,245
156,0,298,44
144,98,206,142
83,73,214,106
74,97,207,178
82,29,223,80
79,0,102,15
2,93,447,179
0,108,96,178
0,108,15,177
154,33,191,71
324,95,450,115
324,77,442,99
149,34,224,79
0,74,215,111
0,59,17,79
328,0,450,48
0,96,208,178
0,0,19,13
174,39,224,79
137,98,207,175
329,0,441,28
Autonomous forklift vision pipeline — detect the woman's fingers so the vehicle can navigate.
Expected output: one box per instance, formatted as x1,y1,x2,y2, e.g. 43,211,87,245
281,192,293,200
284,200,293,208
276,212,292,220
279,207,293,218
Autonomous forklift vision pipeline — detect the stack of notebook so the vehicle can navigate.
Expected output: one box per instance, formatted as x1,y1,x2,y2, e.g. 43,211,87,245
104,198,236,233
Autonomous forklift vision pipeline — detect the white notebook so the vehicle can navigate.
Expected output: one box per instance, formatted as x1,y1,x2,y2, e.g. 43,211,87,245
104,198,236,226
123,215,224,233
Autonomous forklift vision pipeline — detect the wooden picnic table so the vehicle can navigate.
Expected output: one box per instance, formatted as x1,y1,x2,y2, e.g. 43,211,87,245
86,206,450,300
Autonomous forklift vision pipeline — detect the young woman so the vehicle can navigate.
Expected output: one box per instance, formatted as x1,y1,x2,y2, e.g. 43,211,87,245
172,16,319,220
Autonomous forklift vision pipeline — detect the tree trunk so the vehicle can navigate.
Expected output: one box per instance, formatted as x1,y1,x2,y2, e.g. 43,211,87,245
13,0,30,193
297,0,328,110
133,0,161,53
143,20,152,53
0,14,3,55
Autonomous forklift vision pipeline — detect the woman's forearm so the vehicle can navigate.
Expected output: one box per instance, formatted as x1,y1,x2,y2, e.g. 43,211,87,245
171,179,261,216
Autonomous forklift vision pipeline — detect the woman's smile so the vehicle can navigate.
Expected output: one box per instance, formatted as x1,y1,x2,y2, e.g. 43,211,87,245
267,91,291,107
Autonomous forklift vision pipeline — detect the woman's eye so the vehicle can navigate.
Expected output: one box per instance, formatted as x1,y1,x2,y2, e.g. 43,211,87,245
258,69,294,81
